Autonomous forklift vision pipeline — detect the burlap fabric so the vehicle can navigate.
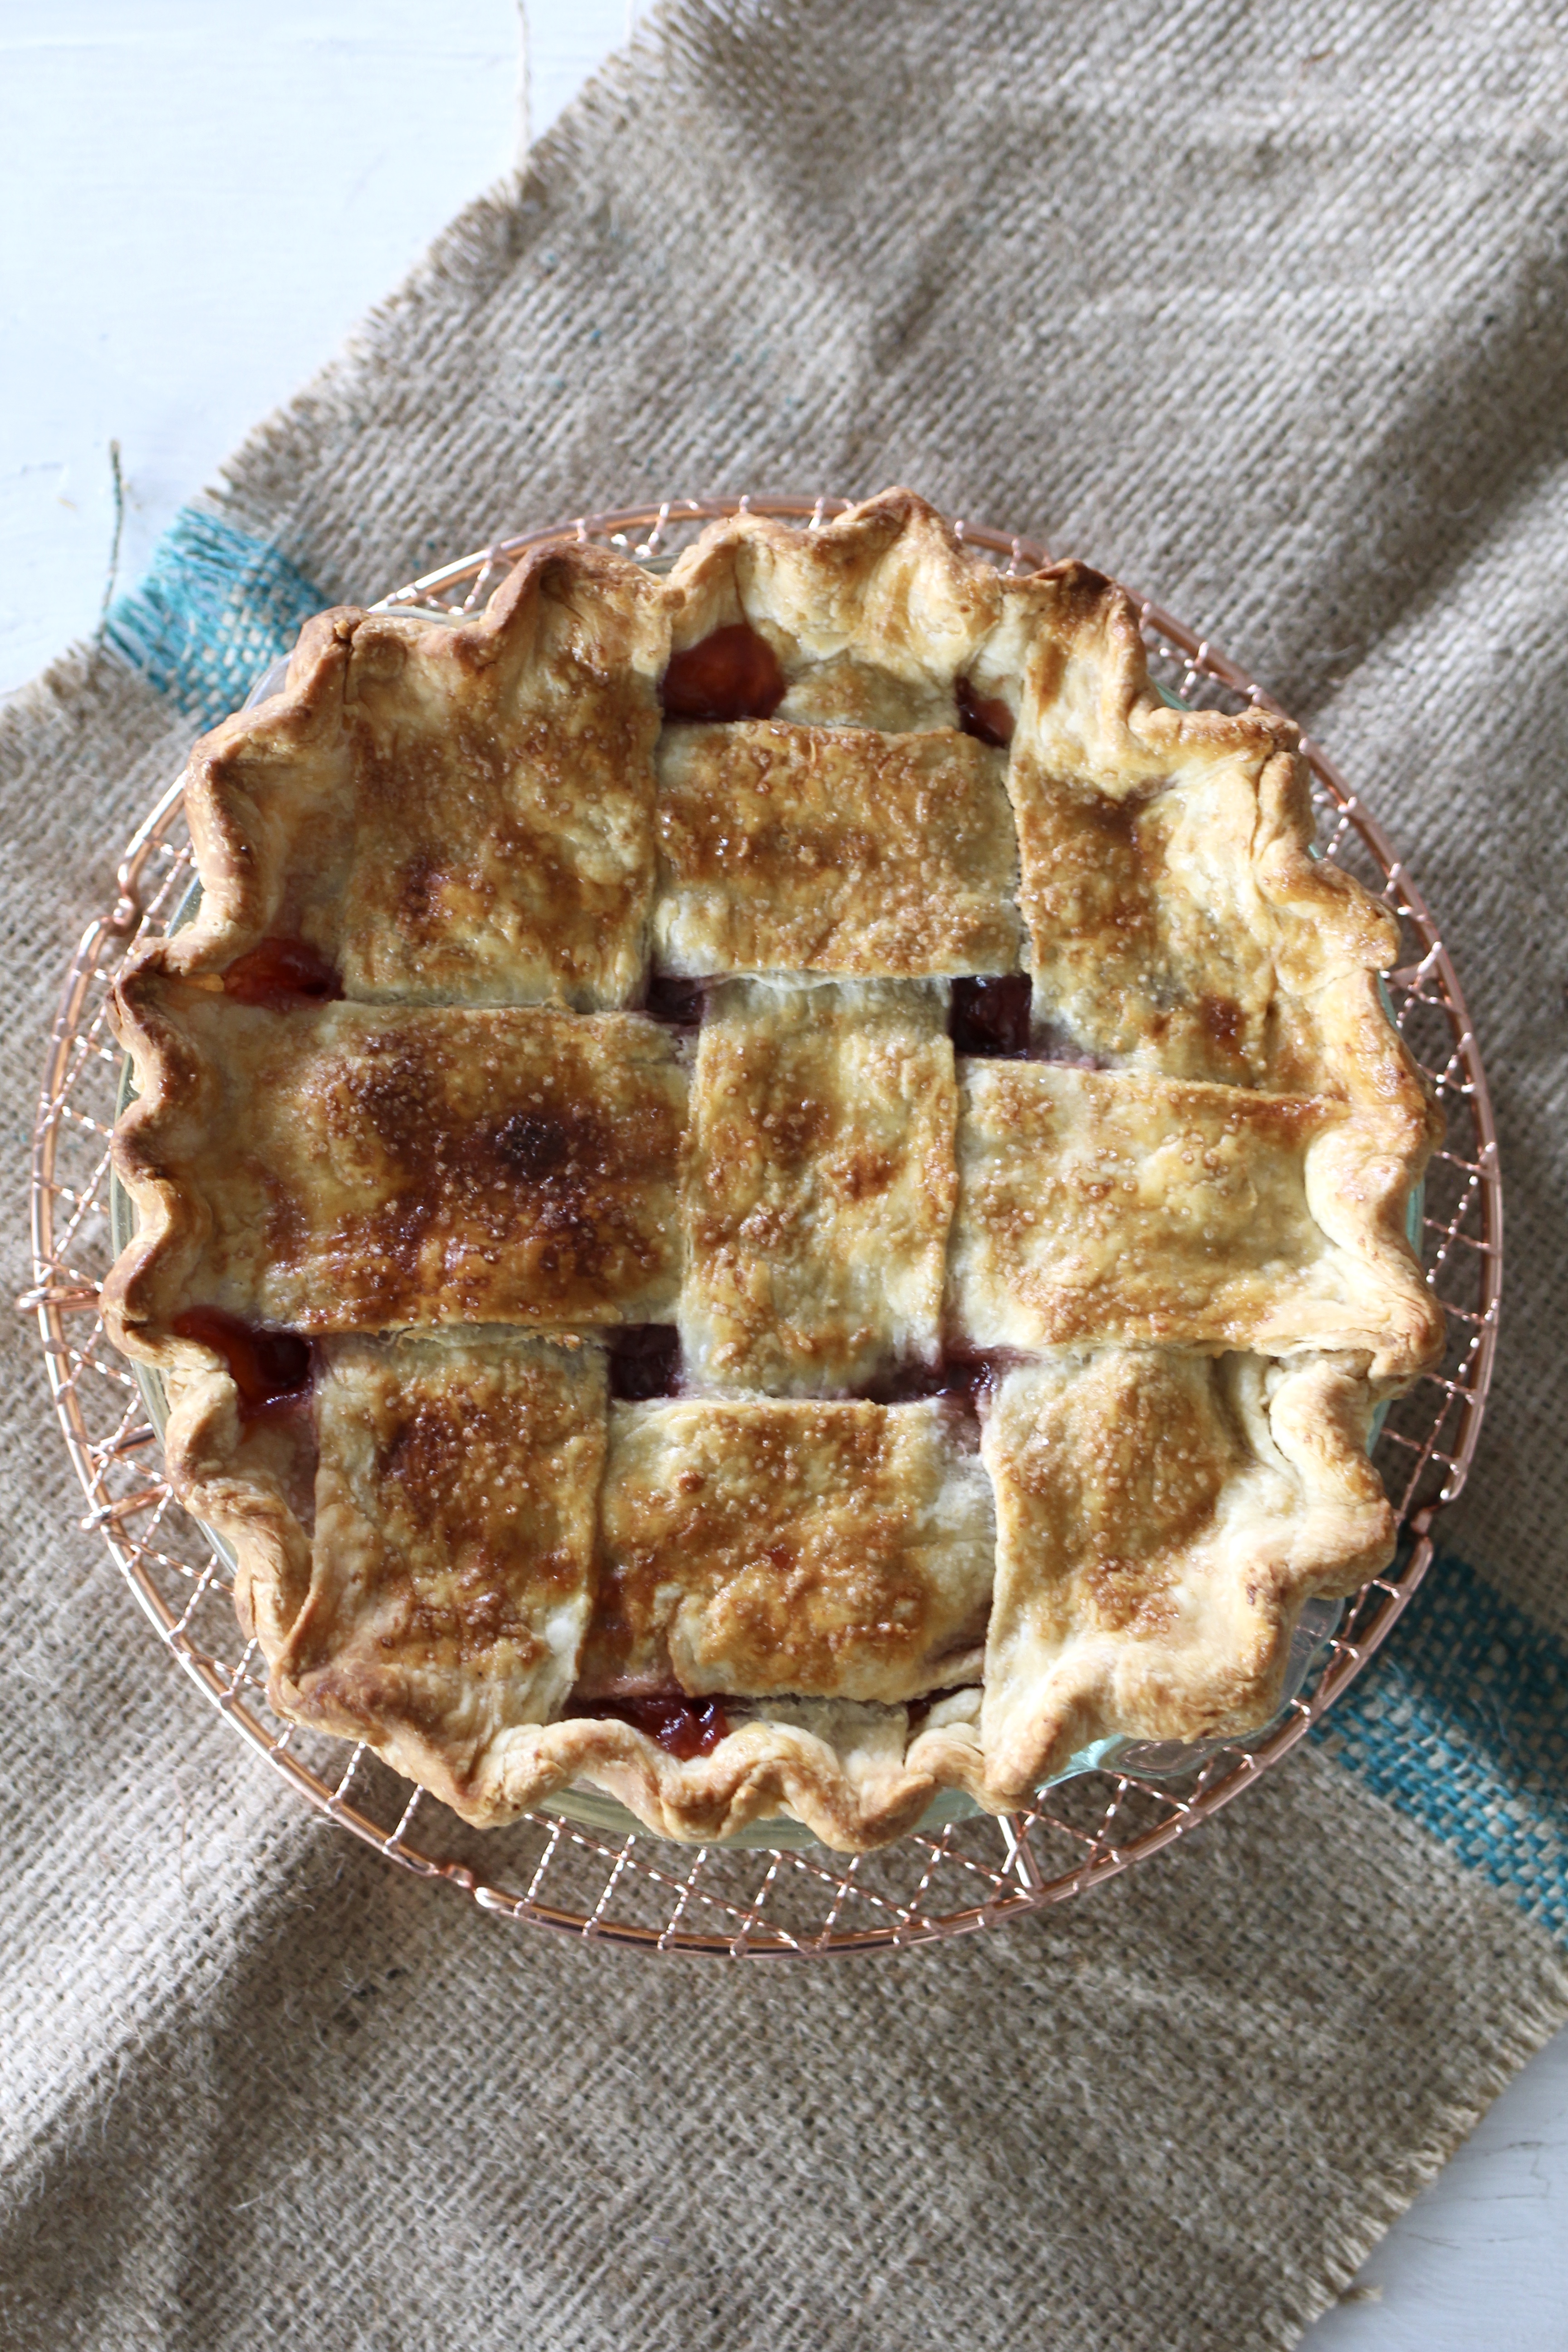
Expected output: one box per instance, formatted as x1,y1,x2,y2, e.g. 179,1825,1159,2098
4,4,1566,2346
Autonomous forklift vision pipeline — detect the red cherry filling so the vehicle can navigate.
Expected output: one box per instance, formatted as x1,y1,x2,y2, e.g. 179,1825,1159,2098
222,938,343,1009
951,975,1032,1057
579,1694,731,1761
956,676,1014,747
171,1306,313,1418
857,1349,1014,1411
643,973,708,1026
607,1325,682,1401
661,624,787,722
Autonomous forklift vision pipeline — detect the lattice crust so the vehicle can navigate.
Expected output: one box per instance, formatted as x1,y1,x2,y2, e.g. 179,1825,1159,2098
108,989,688,1334
581,1396,993,1705
267,1332,608,1812
679,978,956,1394
181,543,667,1009
103,488,1445,1852
970,567,1397,1086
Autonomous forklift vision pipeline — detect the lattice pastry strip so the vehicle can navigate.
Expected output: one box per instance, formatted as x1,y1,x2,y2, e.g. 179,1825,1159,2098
181,543,667,1010
653,721,1021,976
103,489,1444,1852
978,1348,1394,1802
581,1396,993,1707
269,1331,607,1814
950,1062,1439,1377
678,977,956,1395
109,988,687,1333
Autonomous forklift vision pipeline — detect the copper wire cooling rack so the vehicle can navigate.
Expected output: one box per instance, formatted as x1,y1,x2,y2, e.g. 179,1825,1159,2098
26,496,1502,1957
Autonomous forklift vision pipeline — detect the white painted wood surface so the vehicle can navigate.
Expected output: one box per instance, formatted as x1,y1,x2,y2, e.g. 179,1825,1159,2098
1,4,1563,2338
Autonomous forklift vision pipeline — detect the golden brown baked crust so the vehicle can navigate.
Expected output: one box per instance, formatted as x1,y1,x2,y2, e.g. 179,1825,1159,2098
103,488,1442,1851
950,1063,1436,1377
679,978,957,1394
272,1331,608,1815
109,985,688,1336
579,1397,993,1705
979,1349,1394,1799
654,722,1020,975
180,543,667,1009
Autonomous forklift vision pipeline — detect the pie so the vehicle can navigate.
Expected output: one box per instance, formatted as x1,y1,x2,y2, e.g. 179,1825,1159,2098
103,490,1443,1851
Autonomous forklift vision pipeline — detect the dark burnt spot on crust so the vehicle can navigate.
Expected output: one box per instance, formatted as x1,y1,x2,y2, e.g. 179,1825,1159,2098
491,1110,572,1182
350,1049,608,1221
393,850,462,936
1078,777,1171,859
380,1396,469,1498
833,1145,899,1204
266,1014,686,1327
1050,559,1117,623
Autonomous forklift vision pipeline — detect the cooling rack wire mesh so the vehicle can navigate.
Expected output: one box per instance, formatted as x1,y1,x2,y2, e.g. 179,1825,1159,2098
25,496,1502,1958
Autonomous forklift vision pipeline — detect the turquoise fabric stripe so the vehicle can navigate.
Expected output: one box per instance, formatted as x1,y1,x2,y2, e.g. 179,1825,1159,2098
103,508,327,727
1315,1554,1568,1940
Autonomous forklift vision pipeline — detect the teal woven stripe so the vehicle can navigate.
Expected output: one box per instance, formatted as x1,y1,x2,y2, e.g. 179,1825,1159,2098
1315,1554,1568,1940
104,508,327,727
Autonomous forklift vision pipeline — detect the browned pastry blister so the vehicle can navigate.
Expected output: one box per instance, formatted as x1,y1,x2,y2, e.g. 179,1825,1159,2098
103,492,1443,1850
